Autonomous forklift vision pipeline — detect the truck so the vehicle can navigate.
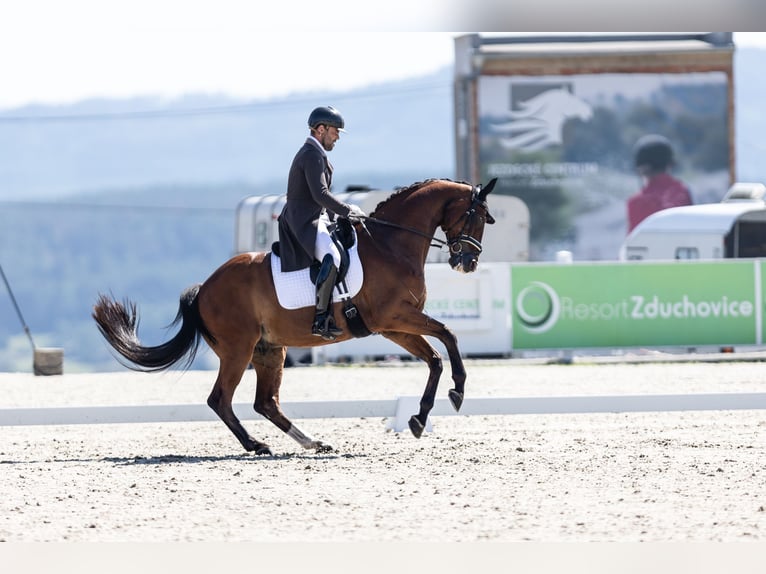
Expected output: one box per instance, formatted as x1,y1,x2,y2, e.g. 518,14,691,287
453,33,736,261
619,182,766,260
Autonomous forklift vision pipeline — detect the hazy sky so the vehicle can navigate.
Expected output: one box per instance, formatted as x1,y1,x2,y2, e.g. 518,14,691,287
2,1,764,110
0,30,456,109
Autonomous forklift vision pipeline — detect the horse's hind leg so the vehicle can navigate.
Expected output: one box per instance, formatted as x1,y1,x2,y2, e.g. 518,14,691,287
251,342,334,453
382,332,444,439
207,351,273,455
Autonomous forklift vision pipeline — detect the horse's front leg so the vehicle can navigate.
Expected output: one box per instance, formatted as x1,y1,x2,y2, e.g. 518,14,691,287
251,342,334,453
419,316,467,411
392,316,467,403
381,332,445,438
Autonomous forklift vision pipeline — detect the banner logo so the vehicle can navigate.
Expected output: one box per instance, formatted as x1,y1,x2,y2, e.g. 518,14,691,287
515,281,560,333
490,84,593,152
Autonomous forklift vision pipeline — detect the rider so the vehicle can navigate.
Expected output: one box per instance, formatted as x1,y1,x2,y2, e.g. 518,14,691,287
277,106,366,341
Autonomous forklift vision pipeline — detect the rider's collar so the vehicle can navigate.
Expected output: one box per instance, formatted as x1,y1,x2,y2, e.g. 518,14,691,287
307,136,327,157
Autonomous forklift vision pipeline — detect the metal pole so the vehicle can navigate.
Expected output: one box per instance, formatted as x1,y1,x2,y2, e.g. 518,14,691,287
0,262,36,351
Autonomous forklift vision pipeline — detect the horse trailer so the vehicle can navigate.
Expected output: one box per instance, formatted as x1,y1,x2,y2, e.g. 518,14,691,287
234,185,530,263
453,33,737,261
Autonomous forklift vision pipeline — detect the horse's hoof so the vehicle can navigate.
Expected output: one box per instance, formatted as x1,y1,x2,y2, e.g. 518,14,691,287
448,389,464,412
408,415,425,439
254,445,273,456
315,442,335,454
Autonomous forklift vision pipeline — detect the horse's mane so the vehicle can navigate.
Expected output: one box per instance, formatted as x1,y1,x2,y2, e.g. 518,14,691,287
370,178,471,217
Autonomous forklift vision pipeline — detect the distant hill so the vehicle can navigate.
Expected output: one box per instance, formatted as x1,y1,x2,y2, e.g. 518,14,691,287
1,48,765,202
0,68,456,200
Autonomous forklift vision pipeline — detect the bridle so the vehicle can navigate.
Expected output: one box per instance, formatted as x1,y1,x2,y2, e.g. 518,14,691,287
441,189,494,257
355,186,493,257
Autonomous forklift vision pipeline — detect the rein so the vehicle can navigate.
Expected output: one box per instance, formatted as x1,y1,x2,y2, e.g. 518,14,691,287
349,184,492,304
355,191,487,255
356,216,449,250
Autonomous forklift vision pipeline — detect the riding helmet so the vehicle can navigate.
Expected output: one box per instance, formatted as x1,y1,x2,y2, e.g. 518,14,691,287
308,106,346,132
633,134,674,170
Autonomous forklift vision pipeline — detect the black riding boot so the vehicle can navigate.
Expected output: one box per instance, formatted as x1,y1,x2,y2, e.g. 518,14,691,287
312,254,343,341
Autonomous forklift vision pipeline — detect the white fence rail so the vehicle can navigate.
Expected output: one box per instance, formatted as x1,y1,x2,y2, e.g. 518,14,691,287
2,392,766,432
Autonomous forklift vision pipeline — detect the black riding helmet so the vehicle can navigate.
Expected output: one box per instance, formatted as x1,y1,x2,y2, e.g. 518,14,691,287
308,106,346,132
633,134,674,171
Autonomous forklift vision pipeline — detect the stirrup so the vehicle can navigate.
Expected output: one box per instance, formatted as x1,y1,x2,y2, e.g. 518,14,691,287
312,314,343,341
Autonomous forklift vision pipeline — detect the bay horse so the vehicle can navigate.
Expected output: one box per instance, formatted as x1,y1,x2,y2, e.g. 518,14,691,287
93,177,497,455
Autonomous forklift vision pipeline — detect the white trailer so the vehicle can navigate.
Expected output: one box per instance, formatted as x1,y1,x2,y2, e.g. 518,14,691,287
235,186,530,263
619,183,766,261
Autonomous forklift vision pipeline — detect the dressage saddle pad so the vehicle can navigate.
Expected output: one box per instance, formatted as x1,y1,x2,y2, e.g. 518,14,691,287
270,242,364,310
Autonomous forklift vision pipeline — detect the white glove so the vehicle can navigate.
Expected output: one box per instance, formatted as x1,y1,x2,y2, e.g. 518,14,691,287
347,204,366,219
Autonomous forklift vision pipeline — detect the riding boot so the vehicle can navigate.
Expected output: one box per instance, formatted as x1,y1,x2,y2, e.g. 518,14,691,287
312,254,343,341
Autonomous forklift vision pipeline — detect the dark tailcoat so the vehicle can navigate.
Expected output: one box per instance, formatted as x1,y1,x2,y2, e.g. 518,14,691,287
277,138,352,272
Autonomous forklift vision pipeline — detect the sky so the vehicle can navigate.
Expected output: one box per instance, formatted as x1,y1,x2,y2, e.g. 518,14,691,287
0,30,456,109
2,1,765,110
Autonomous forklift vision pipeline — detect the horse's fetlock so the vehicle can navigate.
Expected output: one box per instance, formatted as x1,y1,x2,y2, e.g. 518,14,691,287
420,399,435,412
206,395,220,413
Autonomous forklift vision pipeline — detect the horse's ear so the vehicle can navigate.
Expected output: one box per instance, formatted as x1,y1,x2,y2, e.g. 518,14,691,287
478,178,497,201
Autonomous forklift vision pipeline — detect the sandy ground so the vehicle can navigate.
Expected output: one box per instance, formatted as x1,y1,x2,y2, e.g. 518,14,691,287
1,357,765,542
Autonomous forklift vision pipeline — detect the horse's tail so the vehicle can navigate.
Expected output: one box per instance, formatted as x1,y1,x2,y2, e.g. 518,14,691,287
92,284,215,372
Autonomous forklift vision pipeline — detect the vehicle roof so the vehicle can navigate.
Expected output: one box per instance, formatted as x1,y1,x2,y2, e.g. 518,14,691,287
629,201,766,236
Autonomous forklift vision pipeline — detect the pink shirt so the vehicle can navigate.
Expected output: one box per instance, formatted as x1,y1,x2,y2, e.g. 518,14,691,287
627,173,692,233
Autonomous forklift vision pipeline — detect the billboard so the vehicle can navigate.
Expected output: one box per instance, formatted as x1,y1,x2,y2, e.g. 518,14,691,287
477,72,731,260
511,261,759,349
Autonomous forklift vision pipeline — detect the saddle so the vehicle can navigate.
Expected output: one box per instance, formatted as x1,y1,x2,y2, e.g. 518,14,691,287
271,217,354,286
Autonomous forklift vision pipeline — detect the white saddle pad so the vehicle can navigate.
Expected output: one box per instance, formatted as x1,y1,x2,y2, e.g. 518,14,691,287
270,242,364,310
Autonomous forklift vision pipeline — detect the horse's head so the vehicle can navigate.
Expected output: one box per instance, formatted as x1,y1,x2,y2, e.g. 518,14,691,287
443,178,497,273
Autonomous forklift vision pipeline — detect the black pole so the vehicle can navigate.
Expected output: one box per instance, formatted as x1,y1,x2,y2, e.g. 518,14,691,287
0,262,36,351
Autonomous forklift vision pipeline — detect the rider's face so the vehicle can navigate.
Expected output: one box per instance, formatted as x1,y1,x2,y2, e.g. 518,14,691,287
318,125,340,151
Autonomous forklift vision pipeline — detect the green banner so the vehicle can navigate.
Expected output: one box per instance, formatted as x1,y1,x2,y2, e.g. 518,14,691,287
511,261,758,349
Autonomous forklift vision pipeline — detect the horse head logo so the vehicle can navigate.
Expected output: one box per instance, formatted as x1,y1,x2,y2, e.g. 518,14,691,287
491,88,592,152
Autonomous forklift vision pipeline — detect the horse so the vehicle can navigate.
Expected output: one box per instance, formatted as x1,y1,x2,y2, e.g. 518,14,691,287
92,177,497,455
